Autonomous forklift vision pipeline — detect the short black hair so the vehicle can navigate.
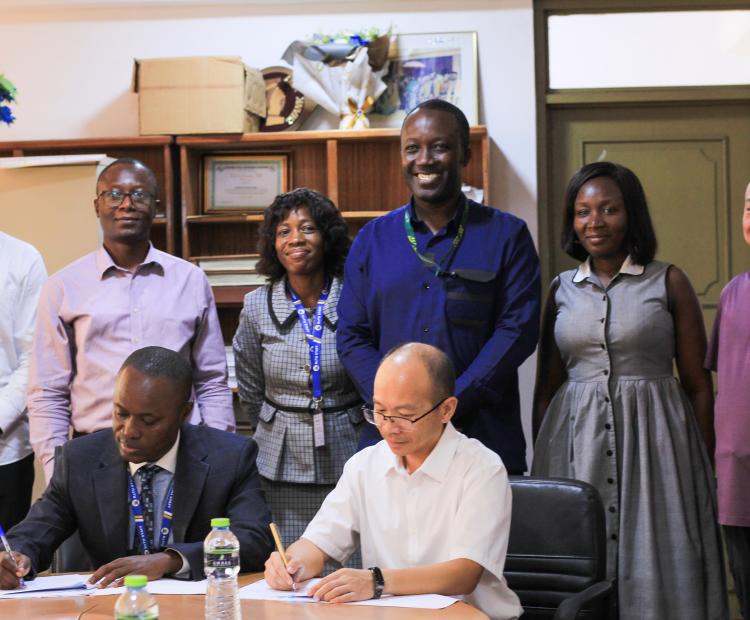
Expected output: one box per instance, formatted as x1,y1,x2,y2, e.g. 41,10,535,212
256,188,351,282
562,161,657,265
404,98,470,158
381,342,455,401
97,158,158,194
119,346,192,404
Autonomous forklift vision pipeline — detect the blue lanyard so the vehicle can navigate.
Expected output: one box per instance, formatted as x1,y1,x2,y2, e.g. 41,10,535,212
288,281,330,409
127,472,174,554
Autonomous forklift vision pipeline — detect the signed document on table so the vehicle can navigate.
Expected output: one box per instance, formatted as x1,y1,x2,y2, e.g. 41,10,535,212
239,579,460,610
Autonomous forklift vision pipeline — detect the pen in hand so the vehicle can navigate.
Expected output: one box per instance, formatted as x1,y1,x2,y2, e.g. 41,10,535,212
269,522,296,591
0,524,25,589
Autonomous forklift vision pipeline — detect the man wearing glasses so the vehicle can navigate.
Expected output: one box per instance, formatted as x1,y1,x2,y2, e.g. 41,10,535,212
264,342,521,620
28,158,234,485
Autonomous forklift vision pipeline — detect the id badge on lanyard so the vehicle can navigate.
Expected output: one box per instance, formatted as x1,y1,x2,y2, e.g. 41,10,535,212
289,282,330,448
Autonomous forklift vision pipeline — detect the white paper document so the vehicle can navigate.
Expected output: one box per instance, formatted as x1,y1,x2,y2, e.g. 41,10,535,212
0,576,208,600
91,578,208,597
0,574,93,598
239,578,459,609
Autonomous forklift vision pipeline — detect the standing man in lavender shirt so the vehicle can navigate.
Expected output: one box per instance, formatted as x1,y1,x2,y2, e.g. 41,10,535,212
705,180,750,619
28,158,234,484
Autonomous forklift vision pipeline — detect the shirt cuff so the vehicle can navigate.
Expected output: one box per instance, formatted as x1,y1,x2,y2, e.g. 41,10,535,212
165,548,191,578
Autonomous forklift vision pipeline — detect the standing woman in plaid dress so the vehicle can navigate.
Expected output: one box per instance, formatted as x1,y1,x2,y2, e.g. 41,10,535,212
233,188,363,550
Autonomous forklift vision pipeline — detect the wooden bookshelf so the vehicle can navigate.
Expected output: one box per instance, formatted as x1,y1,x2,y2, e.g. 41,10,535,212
177,127,489,342
0,136,176,254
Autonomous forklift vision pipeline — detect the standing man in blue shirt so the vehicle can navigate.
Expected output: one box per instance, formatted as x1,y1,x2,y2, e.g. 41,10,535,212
336,99,540,473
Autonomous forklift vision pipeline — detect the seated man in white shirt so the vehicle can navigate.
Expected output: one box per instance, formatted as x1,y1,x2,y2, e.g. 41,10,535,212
264,342,521,620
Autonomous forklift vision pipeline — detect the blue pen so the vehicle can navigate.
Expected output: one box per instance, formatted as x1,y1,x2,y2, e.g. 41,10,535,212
0,525,25,588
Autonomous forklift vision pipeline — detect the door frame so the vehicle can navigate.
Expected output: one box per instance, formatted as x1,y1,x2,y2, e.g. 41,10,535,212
534,0,750,285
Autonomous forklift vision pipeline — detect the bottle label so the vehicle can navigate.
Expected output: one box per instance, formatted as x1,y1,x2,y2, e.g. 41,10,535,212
115,614,158,620
205,548,239,569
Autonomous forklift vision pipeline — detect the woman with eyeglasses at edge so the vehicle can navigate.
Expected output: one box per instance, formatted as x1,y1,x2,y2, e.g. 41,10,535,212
232,188,363,553
531,162,727,619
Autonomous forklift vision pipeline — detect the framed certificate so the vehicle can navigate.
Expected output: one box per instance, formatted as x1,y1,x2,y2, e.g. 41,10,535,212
203,154,289,213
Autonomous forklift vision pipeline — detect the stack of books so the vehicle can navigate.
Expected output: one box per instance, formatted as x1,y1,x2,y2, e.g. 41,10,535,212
195,254,267,287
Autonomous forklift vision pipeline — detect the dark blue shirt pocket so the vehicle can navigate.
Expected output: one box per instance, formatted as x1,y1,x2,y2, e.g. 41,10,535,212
445,277,495,332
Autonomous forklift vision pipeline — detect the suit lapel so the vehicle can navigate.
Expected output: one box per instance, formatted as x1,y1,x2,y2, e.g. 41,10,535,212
172,425,209,543
93,435,129,558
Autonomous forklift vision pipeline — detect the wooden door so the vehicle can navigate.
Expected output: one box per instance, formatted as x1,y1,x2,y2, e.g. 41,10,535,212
545,103,750,328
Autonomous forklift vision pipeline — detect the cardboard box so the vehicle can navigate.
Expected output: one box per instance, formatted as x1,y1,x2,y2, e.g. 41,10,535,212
132,56,266,135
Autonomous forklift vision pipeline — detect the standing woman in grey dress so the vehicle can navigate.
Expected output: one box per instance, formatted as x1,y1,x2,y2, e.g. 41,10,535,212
233,188,363,548
532,162,727,619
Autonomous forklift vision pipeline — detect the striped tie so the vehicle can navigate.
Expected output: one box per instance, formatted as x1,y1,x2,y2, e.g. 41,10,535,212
137,464,161,553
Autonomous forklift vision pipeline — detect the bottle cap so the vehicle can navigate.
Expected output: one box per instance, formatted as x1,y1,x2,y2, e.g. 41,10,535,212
124,575,148,588
211,517,230,528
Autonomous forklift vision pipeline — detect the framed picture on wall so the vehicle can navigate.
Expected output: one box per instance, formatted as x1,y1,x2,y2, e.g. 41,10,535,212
203,154,289,213
370,31,479,128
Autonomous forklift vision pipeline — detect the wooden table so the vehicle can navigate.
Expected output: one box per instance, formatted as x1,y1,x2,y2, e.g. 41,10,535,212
0,573,489,619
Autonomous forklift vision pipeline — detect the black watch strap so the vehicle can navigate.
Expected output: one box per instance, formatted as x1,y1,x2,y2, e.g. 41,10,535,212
369,566,384,599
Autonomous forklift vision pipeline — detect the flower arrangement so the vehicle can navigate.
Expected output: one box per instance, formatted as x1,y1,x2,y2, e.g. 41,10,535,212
282,28,391,130
0,75,17,125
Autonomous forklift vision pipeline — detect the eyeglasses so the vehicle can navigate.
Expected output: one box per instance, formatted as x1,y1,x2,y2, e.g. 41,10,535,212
97,189,154,208
362,397,447,430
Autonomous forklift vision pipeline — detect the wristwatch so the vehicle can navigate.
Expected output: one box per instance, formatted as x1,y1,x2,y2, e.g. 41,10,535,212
368,566,384,599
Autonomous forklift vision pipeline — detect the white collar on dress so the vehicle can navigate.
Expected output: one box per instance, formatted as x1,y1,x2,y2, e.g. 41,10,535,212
572,255,645,283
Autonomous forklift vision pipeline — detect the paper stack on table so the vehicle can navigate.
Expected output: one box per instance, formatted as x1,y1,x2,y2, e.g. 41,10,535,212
0,576,208,599
239,578,459,609
0,574,94,599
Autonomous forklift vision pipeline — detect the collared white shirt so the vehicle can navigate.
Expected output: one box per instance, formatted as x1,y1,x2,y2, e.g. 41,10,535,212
572,254,645,284
303,423,522,620
127,432,188,576
0,232,47,465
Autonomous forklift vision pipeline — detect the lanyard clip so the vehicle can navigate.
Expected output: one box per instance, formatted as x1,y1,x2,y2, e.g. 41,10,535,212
311,397,323,413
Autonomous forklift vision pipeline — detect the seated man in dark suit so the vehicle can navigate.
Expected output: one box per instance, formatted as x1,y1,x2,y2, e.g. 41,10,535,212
0,345,273,589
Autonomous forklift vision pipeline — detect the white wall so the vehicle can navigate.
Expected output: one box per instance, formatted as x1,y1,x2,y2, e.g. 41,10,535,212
0,0,539,466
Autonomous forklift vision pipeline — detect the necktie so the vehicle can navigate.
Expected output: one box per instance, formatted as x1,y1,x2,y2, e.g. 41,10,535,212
137,464,161,553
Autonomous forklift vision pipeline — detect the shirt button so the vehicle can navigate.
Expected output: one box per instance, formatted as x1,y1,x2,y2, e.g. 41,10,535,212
609,506,616,513
600,318,605,323
606,450,613,456
423,327,429,333
603,369,609,375
132,338,140,343
611,533,617,540
600,344,606,350
607,478,615,484
602,296,607,301
423,283,430,290
604,396,610,403
604,423,611,430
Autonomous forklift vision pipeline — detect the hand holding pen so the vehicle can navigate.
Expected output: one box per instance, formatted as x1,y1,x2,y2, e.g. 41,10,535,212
0,525,29,590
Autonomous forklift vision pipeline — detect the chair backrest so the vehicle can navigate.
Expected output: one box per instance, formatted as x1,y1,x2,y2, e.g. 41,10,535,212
505,476,607,619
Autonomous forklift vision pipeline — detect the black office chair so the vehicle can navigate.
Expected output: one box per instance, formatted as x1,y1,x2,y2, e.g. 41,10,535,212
505,477,615,620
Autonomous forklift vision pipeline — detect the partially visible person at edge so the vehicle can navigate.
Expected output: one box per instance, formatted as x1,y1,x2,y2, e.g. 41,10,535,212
0,232,47,531
336,99,540,474
264,342,521,620
532,161,727,619
27,158,234,484
233,188,363,549
705,179,750,620
0,346,272,590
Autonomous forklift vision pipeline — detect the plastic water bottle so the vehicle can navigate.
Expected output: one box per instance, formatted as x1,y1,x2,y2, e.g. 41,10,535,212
204,517,241,619
114,574,159,619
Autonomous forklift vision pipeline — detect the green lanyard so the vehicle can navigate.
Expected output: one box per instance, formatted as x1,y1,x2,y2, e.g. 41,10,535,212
404,199,470,277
